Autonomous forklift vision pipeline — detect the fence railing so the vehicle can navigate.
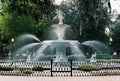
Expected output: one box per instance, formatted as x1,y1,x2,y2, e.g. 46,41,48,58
0,60,120,77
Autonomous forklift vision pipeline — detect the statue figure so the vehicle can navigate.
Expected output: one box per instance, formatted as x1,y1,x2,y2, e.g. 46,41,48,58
57,9,64,25
26,52,31,62
90,52,97,62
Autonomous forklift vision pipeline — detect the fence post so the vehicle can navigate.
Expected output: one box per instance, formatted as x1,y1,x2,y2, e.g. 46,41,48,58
70,60,72,76
51,59,53,77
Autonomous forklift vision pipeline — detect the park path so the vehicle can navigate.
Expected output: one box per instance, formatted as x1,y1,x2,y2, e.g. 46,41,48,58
0,76,120,81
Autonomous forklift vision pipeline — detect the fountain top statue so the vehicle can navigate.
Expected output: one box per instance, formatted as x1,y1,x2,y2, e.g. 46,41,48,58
57,9,64,25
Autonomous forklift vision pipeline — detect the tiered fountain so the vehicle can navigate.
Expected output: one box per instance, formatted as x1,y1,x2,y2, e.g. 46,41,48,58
12,9,110,62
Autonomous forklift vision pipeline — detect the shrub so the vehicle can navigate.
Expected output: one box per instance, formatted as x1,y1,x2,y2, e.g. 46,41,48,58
14,54,27,60
96,54,111,60
38,55,56,61
67,54,86,61
32,66,44,71
112,55,120,59
0,66,14,71
22,70,33,74
77,65,101,71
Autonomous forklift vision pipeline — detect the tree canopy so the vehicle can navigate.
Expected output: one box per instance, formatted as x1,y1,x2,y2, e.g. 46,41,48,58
0,0,55,39
60,0,111,43
111,15,120,50
0,0,55,55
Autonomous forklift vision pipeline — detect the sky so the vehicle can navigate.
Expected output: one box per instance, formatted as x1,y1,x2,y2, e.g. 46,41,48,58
55,0,63,5
110,0,120,14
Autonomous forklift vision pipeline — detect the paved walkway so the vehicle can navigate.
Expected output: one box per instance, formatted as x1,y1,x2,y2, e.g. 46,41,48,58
0,76,120,81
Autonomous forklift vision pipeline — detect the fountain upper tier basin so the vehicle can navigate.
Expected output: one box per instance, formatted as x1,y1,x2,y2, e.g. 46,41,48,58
42,40,79,43
52,24,70,28
52,24,70,40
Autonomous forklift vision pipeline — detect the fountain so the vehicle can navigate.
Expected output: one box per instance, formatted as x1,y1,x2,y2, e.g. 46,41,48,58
12,9,111,62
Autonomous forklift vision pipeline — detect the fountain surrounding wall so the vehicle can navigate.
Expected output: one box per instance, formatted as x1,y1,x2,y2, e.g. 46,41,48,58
12,9,111,62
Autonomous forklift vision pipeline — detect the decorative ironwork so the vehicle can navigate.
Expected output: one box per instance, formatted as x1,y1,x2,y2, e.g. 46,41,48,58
0,61,120,77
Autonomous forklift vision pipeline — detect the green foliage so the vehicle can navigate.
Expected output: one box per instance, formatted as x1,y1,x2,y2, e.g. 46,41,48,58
38,55,56,61
32,66,44,71
6,0,55,22
111,19,120,49
60,0,110,42
67,54,86,61
0,43,10,55
0,66,14,71
0,0,55,55
0,13,38,39
14,54,27,60
77,65,101,71
112,55,120,59
85,54,111,60
22,69,33,74
96,54,111,60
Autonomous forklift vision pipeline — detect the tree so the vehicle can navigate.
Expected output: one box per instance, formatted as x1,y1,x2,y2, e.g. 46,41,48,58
0,13,38,39
60,0,111,43
6,0,55,22
111,15,120,50
0,0,56,39
0,0,55,55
